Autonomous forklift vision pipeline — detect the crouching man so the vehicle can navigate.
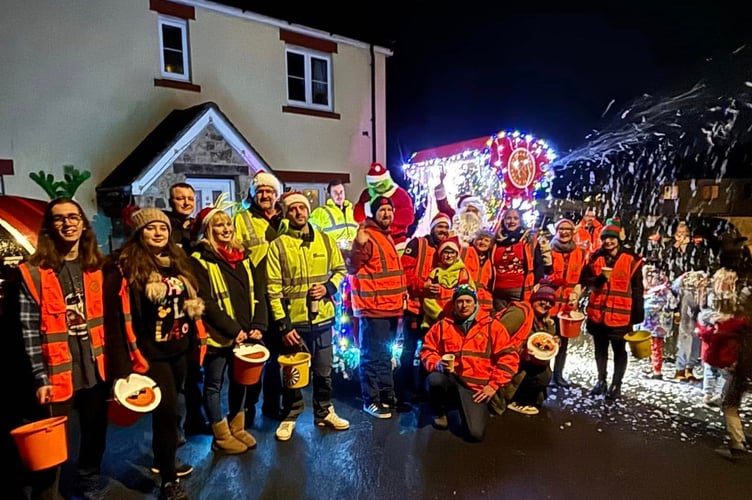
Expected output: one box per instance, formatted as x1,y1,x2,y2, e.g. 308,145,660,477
420,285,519,441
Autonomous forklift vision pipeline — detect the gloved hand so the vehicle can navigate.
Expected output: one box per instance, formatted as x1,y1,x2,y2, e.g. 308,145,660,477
594,274,608,288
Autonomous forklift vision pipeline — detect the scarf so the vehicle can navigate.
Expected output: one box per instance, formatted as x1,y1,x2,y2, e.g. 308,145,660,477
551,237,576,253
454,304,479,334
216,245,244,267
496,226,526,246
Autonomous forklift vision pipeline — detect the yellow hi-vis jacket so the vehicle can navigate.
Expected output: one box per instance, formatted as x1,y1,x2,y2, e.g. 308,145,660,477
309,199,358,250
266,224,346,330
191,252,258,348
233,205,283,268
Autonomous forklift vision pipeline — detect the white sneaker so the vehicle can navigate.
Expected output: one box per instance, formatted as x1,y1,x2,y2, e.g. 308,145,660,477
316,406,350,430
275,420,296,441
508,402,540,415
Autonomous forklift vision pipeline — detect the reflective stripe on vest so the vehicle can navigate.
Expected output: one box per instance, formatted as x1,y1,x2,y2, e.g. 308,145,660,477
315,204,358,243
192,254,256,348
586,253,640,327
350,227,406,313
406,237,435,314
550,247,586,316
20,264,107,403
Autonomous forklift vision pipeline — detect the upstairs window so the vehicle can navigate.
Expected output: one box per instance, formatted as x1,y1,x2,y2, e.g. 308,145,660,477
158,16,190,81
286,48,332,111
701,184,720,201
662,185,678,200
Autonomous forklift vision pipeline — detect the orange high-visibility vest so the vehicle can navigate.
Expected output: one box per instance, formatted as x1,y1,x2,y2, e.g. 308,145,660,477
463,246,495,311
586,253,641,327
118,277,207,369
402,237,437,315
492,236,536,301
550,247,587,316
350,227,407,316
19,264,107,403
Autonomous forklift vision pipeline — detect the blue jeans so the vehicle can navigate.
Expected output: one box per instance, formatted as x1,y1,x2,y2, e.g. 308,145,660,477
203,345,247,424
358,316,399,406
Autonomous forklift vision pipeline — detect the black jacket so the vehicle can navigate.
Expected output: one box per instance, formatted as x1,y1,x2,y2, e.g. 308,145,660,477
190,242,268,344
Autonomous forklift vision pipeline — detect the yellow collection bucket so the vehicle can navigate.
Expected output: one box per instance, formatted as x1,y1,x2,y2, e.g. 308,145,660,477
278,352,312,389
624,330,652,359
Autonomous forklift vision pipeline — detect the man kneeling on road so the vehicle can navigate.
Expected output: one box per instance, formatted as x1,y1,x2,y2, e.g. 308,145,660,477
420,285,519,441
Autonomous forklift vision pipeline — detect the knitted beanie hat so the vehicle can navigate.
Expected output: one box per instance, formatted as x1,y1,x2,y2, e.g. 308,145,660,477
370,195,393,215
530,285,556,304
130,208,171,234
555,218,576,231
601,217,623,240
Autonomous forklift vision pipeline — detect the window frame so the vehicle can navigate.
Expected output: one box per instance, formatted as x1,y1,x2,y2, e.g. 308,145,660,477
158,15,191,82
701,184,720,201
285,46,333,112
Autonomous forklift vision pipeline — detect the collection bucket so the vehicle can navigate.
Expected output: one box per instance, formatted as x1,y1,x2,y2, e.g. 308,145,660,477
107,398,142,427
10,416,68,471
278,352,312,389
624,330,652,359
233,343,270,385
558,311,586,338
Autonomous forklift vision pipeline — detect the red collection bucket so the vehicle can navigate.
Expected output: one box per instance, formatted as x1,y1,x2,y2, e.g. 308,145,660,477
107,398,142,427
233,343,270,385
558,311,585,338
10,416,68,471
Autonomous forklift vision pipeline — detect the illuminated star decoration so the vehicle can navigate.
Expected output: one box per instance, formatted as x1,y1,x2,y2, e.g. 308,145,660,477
402,130,556,236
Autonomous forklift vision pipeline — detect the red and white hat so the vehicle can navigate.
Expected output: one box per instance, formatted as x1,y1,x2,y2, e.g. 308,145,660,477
555,218,575,231
366,162,392,184
191,206,223,241
430,212,452,231
281,191,311,215
438,236,460,255
458,195,484,212
250,171,282,197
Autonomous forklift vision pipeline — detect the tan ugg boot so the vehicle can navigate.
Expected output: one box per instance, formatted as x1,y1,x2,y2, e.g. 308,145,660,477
229,412,257,449
211,418,248,454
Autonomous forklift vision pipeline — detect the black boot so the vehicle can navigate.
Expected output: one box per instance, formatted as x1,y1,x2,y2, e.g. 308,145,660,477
590,379,608,396
552,371,570,388
606,382,622,400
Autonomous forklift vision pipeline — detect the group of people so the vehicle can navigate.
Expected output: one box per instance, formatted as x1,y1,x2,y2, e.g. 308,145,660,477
6,164,752,500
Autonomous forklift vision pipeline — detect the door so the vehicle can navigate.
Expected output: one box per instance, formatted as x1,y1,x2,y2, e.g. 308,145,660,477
187,178,236,214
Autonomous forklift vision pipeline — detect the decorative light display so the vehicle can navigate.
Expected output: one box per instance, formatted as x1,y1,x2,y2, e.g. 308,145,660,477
403,130,556,234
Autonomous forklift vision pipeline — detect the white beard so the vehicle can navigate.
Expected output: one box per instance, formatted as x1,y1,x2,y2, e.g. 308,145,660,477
453,210,483,244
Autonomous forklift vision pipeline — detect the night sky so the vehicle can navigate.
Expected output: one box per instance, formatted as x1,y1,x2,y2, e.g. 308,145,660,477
222,2,749,169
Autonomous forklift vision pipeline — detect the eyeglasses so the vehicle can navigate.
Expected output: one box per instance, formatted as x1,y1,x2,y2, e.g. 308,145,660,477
51,214,82,226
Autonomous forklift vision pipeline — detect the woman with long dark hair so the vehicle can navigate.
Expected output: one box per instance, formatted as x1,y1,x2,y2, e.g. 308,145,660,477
103,208,206,500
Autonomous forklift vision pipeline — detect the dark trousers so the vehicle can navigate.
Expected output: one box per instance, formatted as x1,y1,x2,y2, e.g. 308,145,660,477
148,354,186,485
180,357,206,428
553,321,569,377
358,316,399,406
281,323,333,422
31,382,110,500
394,311,425,402
592,333,628,384
426,372,489,442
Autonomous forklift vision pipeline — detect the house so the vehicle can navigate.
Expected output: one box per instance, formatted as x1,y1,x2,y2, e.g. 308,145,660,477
0,0,392,250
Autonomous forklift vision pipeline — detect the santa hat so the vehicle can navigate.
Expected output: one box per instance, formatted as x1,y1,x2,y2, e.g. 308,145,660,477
249,171,282,197
281,191,311,216
555,218,576,231
601,217,624,240
430,212,452,231
191,206,222,241
438,236,460,255
366,162,392,185
458,195,484,213
190,193,236,241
